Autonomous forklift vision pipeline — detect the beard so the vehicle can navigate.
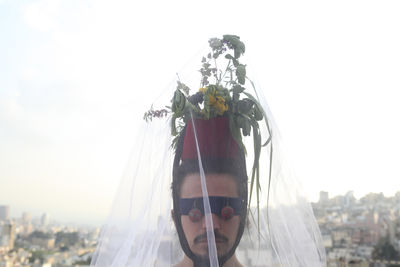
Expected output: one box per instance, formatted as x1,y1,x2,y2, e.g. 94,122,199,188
190,230,232,267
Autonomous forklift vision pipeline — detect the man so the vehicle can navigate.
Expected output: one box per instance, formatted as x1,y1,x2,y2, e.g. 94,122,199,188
91,35,326,267
171,116,247,267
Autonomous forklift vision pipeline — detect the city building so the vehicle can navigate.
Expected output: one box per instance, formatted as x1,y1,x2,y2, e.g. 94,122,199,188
0,206,10,221
0,221,15,251
320,191,329,205
41,213,50,227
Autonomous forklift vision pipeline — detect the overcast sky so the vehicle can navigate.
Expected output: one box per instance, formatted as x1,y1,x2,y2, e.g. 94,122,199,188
1,0,399,225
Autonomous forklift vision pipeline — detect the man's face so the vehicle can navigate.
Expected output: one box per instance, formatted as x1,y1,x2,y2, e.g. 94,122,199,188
179,173,240,257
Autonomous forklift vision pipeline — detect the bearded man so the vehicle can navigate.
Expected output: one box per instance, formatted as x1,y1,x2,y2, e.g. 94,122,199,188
171,116,247,267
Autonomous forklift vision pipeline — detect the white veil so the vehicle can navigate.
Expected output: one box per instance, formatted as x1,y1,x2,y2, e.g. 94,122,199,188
91,35,326,267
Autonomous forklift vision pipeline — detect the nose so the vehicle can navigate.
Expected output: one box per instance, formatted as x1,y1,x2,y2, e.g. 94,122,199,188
201,213,221,230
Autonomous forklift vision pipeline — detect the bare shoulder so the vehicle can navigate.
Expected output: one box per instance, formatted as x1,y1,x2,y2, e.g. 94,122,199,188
173,260,190,267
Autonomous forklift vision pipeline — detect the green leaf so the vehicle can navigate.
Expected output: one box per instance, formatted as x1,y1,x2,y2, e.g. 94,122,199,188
236,64,246,85
235,115,245,129
176,81,191,96
223,35,245,58
229,114,246,154
225,54,234,60
265,143,274,242
237,99,254,115
232,58,239,67
183,99,202,117
244,80,273,147
171,114,178,136
231,84,244,102
171,89,187,119
203,63,211,69
223,34,240,42
171,91,179,112
209,38,223,50
248,119,262,232
256,164,261,235
242,117,251,136
253,104,263,121
232,84,244,94
234,48,240,59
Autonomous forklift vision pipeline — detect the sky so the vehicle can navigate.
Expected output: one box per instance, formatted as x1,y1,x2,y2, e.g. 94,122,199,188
1,0,400,226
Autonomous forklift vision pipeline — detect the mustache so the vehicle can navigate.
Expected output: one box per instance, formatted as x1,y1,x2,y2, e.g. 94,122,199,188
194,231,228,244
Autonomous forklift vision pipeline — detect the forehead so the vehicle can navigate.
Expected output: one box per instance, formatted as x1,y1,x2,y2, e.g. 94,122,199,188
180,173,239,198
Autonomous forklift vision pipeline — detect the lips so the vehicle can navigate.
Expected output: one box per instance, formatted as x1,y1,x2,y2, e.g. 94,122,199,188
198,239,224,243
195,237,227,244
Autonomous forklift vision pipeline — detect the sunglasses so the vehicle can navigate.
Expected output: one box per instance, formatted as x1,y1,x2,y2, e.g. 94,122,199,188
179,196,244,222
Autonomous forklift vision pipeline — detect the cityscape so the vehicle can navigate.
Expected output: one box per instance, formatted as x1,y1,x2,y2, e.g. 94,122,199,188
0,209,98,267
1,191,400,267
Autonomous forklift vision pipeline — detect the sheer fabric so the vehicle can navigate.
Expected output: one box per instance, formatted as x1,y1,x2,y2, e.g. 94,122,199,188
91,37,326,267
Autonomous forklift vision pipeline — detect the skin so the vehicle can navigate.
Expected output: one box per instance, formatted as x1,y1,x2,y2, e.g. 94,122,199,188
174,173,244,267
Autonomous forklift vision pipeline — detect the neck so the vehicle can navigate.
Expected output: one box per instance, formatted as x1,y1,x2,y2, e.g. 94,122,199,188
175,254,243,267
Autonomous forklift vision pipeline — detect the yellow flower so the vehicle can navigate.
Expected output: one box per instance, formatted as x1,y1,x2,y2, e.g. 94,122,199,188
216,96,225,103
212,94,228,115
209,95,217,105
201,87,229,116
